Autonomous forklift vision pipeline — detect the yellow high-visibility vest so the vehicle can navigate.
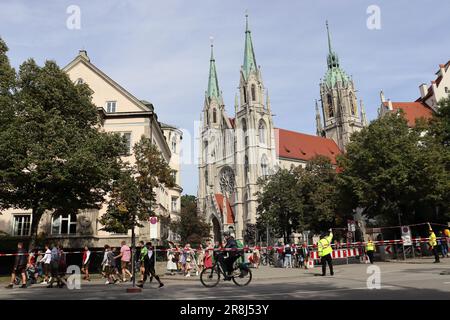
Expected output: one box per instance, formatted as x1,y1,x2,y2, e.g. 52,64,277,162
366,241,375,252
429,232,437,247
318,232,333,257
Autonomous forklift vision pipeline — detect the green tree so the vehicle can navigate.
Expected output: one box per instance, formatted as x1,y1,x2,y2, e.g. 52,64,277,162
297,156,344,233
170,195,210,246
256,169,303,244
337,111,450,226
0,46,125,248
99,137,175,234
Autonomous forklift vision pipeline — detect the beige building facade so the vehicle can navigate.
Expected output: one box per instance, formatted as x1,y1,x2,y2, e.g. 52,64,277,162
0,50,182,248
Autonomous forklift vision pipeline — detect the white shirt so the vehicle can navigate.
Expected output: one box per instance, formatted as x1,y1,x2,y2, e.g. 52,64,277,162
42,249,52,264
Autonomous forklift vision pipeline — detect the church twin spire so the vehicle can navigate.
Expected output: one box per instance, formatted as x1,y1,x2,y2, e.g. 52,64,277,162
243,14,258,80
206,40,221,101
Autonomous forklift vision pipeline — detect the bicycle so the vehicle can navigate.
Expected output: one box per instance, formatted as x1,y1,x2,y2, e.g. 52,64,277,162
260,252,275,266
200,256,252,287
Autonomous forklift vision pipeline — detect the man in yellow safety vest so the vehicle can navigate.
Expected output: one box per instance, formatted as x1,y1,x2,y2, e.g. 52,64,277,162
428,224,440,263
365,237,375,264
318,228,334,276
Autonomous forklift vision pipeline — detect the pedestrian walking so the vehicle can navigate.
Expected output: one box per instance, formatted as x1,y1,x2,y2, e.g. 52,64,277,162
57,245,67,286
115,241,133,282
137,242,164,288
276,243,284,268
204,240,214,269
428,224,440,263
166,242,177,275
102,245,119,285
47,244,63,288
41,244,52,284
183,244,193,277
284,244,293,268
438,231,448,258
81,246,91,281
318,229,334,276
5,242,27,289
196,244,205,275
365,237,375,264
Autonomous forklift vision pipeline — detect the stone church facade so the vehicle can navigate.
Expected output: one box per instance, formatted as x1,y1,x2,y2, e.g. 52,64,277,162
197,18,366,243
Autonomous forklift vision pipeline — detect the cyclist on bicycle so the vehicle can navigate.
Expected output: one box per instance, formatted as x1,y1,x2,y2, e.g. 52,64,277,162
217,231,239,280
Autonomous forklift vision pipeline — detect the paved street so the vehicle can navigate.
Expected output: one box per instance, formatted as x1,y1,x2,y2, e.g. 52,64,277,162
1,258,449,300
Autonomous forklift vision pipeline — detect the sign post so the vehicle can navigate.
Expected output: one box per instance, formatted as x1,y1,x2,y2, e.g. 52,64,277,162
401,226,411,260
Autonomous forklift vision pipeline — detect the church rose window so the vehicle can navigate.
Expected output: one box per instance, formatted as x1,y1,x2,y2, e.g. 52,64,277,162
219,167,235,195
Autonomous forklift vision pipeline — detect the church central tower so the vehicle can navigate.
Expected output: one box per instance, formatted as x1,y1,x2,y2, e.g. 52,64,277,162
317,21,367,151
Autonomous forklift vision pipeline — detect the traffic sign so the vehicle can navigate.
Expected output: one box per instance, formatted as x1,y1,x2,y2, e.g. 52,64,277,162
401,226,412,246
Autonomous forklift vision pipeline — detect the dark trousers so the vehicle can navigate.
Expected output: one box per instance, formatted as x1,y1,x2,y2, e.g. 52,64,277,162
432,247,440,262
142,261,161,284
367,251,374,264
321,254,333,276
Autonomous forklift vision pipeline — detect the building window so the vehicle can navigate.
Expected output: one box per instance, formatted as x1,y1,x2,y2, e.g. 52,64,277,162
446,87,449,94
171,197,178,212
106,101,117,113
213,108,217,123
327,94,334,118
251,84,256,101
171,137,177,154
261,154,268,177
13,215,31,236
244,156,249,180
117,132,132,155
258,120,266,144
243,86,248,103
171,170,177,183
51,213,77,235
205,168,209,186
349,93,356,115
76,78,84,85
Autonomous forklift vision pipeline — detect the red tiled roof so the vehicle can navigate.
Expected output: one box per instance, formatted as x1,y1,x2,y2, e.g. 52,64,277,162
383,102,433,127
275,128,341,164
214,194,234,224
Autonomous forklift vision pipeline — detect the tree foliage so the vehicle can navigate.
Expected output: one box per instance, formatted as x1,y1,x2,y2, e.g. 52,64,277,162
0,38,125,248
337,110,450,225
99,137,175,234
170,195,211,246
256,156,343,243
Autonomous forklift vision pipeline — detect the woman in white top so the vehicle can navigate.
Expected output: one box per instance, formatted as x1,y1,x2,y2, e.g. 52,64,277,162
41,245,52,284
166,243,177,275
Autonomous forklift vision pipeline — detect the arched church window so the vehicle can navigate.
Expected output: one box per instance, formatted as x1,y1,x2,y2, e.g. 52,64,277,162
205,168,209,187
206,109,209,125
204,141,208,163
258,120,266,144
251,84,256,101
244,155,249,181
327,94,334,118
243,86,248,103
243,193,249,222
261,154,268,177
349,94,356,115
213,108,217,123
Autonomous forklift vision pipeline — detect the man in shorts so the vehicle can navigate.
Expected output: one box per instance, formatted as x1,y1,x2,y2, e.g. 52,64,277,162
5,242,27,289
115,241,133,282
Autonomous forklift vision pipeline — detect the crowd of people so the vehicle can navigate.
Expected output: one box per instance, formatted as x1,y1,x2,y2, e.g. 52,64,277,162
4,226,450,289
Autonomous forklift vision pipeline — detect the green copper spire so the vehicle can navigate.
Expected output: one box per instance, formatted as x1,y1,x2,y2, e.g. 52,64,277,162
243,13,257,79
323,21,349,87
207,41,221,99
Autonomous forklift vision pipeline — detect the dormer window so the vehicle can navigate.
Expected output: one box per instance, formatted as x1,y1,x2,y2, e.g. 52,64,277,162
106,101,117,113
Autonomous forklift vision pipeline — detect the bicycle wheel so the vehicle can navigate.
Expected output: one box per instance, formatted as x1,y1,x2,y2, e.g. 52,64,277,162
232,267,252,286
200,267,220,288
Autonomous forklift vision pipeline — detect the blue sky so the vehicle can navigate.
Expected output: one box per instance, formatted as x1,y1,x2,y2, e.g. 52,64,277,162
1,0,449,195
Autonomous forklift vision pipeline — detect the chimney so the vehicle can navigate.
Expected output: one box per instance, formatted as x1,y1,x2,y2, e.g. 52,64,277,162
387,99,393,111
439,64,446,76
78,50,90,62
419,83,428,98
